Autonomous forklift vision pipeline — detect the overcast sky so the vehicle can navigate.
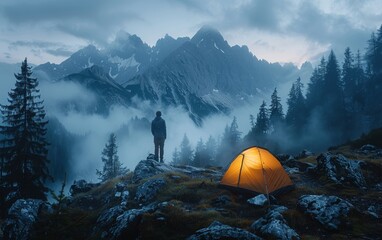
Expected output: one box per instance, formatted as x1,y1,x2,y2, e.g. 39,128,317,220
0,0,381,66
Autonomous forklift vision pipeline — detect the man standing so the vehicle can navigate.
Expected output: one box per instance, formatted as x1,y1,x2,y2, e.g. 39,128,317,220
151,111,166,162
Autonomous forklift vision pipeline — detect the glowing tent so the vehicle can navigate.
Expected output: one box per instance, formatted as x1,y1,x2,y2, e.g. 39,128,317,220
220,146,294,195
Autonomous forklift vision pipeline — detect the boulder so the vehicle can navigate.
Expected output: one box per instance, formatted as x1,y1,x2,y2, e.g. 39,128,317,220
315,153,367,188
1,199,47,240
297,195,355,230
296,149,314,159
247,194,268,207
251,205,300,240
95,203,158,239
360,144,376,152
132,159,174,183
70,179,100,195
135,178,166,203
187,221,262,240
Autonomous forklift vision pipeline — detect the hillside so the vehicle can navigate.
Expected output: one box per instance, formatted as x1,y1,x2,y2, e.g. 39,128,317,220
1,140,381,239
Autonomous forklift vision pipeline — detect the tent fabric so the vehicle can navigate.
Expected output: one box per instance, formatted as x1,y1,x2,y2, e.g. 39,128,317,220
220,146,293,194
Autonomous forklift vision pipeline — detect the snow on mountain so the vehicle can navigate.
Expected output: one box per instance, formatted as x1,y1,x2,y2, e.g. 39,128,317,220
32,26,311,123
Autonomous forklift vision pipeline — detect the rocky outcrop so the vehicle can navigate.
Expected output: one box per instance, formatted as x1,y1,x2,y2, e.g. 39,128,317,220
187,221,262,240
315,153,367,188
251,205,300,240
70,179,100,195
1,199,49,240
297,195,355,230
132,159,174,183
132,158,223,183
135,178,166,203
96,204,157,239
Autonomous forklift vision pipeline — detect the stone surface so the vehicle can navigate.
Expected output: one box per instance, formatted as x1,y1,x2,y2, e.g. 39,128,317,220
135,178,166,203
187,221,262,240
132,159,174,183
251,205,300,240
247,194,268,206
1,199,46,240
316,153,367,188
297,195,355,230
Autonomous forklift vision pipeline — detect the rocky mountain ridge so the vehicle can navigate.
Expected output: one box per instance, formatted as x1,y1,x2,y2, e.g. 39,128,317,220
1,143,381,239
33,26,313,122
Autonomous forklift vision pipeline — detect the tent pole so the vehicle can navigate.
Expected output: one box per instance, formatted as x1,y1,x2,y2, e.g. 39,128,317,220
237,154,245,187
258,148,270,205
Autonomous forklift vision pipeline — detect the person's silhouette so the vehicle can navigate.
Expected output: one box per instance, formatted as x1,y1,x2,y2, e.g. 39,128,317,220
151,111,166,162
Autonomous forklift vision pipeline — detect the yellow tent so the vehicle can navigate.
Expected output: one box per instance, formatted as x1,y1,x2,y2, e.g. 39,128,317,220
220,146,294,195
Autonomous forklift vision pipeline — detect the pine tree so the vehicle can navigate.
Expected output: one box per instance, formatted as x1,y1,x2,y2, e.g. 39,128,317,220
179,134,193,165
254,101,269,137
306,57,326,111
323,50,347,139
285,77,306,135
269,88,284,132
172,147,181,164
96,133,125,181
205,135,217,164
229,116,241,147
0,58,51,201
365,25,382,127
342,47,356,108
193,138,208,167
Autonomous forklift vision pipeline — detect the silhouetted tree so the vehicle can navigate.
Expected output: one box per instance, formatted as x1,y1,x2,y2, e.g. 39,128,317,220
285,77,306,135
205,135,217,164
306,57,326,111
96,133,125,181
193,138,208,167
269,88,284,132
0,58,51,202
179,134,193,165
171,147,181,164
365,25,382,127
254,101,269,138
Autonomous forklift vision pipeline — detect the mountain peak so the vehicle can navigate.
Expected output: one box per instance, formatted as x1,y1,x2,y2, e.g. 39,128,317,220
191,26,228,50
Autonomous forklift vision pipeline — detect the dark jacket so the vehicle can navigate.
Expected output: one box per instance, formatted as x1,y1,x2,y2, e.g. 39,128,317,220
151,116,166,139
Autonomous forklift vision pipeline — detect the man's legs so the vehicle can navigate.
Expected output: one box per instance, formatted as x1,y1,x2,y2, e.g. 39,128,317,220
154,138,159,161
159,139,165,163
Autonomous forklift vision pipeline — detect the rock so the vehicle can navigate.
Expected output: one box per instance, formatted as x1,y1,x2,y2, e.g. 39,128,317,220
251,205,300,240
1,199,46,240
247,194,268,206
135,178,166,203
366,206,379,219
132,159,174,183
360,144,376,152
316,153,367,188
277,154,295,163
132,158,223,183
96,205,125,231
187,221,262,240
121,191,130,206
247,194,277,207
70,179,100,195
115,182,125,192
95,204,157,239
297,195,355,230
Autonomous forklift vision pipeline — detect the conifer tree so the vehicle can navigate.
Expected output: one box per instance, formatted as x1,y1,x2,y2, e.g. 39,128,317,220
193,138,208,167
254,101,269,137
205,135,217,164
96,133,125,181
229,116,241,147
285,77,306,135
269,88,284,132
172,147,181,164
179,134,193,165
306,57,326,111
342,47,356,108
0,58,51,201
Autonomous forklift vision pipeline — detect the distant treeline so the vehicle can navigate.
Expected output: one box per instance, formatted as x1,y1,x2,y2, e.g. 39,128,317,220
173,24,382,167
